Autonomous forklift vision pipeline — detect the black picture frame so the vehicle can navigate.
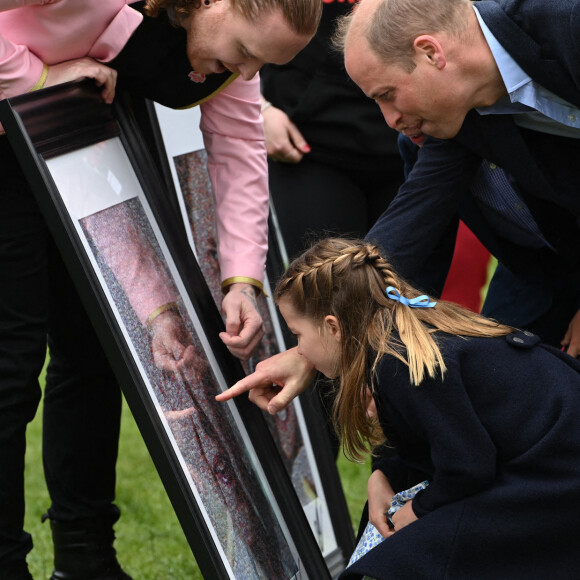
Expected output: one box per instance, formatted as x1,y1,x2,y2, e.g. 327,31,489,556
0,80,331,580
126,98,356,575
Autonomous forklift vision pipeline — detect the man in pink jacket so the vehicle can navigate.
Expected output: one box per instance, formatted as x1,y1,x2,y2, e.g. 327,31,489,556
0,1,320,579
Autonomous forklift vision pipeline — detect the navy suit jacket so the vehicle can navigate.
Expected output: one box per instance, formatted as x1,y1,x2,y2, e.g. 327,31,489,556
367,0,580,306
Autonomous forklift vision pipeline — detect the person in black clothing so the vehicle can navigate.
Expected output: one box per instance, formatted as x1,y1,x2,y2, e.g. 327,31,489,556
260,0,404,261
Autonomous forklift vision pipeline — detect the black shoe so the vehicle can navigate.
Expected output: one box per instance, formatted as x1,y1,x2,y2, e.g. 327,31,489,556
0,561,33,580
46,515,133,580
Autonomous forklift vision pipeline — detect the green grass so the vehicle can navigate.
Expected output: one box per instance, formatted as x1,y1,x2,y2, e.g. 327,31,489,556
336,454,370,532
24,360,368,578
25,392,204,579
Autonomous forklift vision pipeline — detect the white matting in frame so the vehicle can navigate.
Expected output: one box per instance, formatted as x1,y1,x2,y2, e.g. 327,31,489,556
48,136,305,580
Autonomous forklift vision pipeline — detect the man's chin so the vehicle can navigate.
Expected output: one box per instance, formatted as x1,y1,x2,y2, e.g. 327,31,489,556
428,117,466,140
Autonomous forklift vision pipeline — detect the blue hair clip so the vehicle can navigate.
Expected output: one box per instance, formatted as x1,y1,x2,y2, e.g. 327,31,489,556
386,286,437,309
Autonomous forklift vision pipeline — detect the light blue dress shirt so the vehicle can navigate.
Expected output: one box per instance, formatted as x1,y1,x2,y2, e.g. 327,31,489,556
473,5,580,139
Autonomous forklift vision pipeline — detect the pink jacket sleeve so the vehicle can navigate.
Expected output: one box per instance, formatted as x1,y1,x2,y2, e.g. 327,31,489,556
199,74,269,286
0,1,45,98
0,0,141,99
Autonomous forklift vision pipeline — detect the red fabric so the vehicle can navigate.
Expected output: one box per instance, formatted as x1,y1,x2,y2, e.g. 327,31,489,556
441,221,490,313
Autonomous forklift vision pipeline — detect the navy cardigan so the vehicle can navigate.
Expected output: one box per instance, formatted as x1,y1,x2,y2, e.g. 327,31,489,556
342,330,580,579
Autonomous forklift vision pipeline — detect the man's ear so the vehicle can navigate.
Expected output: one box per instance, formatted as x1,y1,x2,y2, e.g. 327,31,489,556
413,35,447,70
324,315,342,342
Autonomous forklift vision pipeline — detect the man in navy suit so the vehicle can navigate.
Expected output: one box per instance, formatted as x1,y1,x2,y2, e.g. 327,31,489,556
338,0,580,356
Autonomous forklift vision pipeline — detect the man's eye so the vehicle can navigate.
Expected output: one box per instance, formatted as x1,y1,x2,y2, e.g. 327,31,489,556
374,90,393,103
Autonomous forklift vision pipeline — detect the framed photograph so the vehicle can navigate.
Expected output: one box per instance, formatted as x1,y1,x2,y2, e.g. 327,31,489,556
0,80,331,580
128,99,355,575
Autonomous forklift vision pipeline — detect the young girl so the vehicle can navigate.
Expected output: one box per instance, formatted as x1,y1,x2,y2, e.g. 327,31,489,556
273,237,580,579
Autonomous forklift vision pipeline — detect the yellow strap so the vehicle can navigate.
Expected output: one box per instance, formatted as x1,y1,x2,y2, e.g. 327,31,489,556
29,63,49,92
221,276,266,296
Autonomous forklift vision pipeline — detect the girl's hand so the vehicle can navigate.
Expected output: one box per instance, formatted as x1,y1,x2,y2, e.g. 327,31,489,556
215,346,316,414
45,57,117,103
390,500,418,531
367,470,396,538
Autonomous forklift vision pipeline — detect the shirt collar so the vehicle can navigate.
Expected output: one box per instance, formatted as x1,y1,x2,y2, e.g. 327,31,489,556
472,5,531,95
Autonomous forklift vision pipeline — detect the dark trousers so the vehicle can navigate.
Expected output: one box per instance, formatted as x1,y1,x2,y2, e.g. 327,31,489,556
0,137,121,567
269,155,404,262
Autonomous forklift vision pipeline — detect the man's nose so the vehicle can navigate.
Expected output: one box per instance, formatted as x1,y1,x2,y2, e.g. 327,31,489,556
378,102,402,130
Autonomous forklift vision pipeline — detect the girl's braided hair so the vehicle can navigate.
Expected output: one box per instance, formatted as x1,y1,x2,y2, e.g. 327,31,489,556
275,238,512,460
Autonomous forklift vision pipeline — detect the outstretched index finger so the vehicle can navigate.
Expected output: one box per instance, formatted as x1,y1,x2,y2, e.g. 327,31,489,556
215,374,259,402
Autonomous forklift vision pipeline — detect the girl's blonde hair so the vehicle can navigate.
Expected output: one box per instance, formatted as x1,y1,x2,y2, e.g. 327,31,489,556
275,238,512,460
